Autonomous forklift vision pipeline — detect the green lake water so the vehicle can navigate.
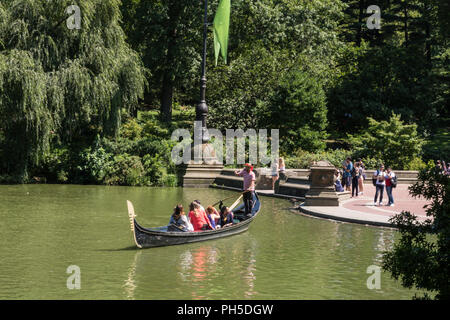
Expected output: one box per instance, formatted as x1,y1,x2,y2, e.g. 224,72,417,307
0,185,420,299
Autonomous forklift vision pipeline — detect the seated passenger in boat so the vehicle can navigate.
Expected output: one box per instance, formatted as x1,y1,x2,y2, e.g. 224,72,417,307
194,200,205,212
188,202,214,231
206,206,220,229
218,206,234,228
169,204,193,232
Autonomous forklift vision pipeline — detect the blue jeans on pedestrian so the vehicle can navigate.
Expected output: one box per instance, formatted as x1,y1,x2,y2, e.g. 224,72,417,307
374,185,384,203
386,186,394,205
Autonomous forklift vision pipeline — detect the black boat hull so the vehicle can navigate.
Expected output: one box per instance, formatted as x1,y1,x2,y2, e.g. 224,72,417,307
128,192,261,248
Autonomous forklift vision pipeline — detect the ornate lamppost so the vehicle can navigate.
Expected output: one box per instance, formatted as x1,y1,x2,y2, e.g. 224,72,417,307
182,0,226,186
196,0,210,143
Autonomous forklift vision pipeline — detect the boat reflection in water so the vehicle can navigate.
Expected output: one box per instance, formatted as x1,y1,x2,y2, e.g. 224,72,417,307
176,239,258,300
123,235,259,299
123,250,141,300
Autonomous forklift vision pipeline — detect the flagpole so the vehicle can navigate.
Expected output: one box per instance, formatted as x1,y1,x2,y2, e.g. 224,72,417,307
196,0,210,143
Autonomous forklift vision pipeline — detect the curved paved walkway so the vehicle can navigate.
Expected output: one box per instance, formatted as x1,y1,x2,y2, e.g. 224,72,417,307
211,184,430,228
298,184,430,228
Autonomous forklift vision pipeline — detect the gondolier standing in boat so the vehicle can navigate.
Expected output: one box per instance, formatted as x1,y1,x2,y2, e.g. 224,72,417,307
235,163,256,217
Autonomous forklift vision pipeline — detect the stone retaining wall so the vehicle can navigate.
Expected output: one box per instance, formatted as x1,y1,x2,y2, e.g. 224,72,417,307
212,168,418,198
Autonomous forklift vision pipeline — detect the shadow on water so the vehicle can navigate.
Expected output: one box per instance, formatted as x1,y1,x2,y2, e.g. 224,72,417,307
96,246,139,252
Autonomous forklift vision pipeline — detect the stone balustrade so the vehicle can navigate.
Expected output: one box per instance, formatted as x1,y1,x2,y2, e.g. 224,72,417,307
208,167,418,200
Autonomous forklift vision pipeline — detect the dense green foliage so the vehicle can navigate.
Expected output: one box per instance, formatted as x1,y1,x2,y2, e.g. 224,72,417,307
262,70,328,152
119,0,449,167
348,113,424,169
0,0,448,301
329,0,449,143
0,0,449,185
207,0,344,133
383,167,450,300
328,44,438,133
0,0,146,182
283,149,350,169
34,108,193,186
121,0,203,121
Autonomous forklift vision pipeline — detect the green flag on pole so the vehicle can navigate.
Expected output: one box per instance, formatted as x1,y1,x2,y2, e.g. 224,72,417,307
213,0,231,65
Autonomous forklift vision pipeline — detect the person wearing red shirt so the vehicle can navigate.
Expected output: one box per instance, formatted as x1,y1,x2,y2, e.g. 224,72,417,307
188,202,213,231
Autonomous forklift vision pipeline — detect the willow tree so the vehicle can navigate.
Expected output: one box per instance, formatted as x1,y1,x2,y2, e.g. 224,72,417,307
0,0,146,181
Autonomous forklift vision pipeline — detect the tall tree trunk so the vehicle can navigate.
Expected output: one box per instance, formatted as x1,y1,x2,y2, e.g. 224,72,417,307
160,73,173,122
159,2,180,123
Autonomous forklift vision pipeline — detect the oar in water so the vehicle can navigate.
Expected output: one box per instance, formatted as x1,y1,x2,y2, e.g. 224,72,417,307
229,194,244,211
211,190,250,207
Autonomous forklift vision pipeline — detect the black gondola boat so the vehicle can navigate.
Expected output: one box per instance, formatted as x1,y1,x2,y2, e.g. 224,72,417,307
127,192,261,248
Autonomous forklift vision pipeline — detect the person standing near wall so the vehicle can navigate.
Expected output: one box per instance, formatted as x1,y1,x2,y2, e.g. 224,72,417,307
343,157,353,192
351,162,361,197
278,157,286,181
385,167,396,207
358,158,365,195
373,164,385,206
271,160,279,190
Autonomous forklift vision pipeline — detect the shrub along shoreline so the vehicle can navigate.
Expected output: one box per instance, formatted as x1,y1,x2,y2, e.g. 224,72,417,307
0,107,432,187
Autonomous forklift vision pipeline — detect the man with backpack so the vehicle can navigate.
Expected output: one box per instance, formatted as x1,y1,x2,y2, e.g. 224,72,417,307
373,164,385,206
385,166,396,207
